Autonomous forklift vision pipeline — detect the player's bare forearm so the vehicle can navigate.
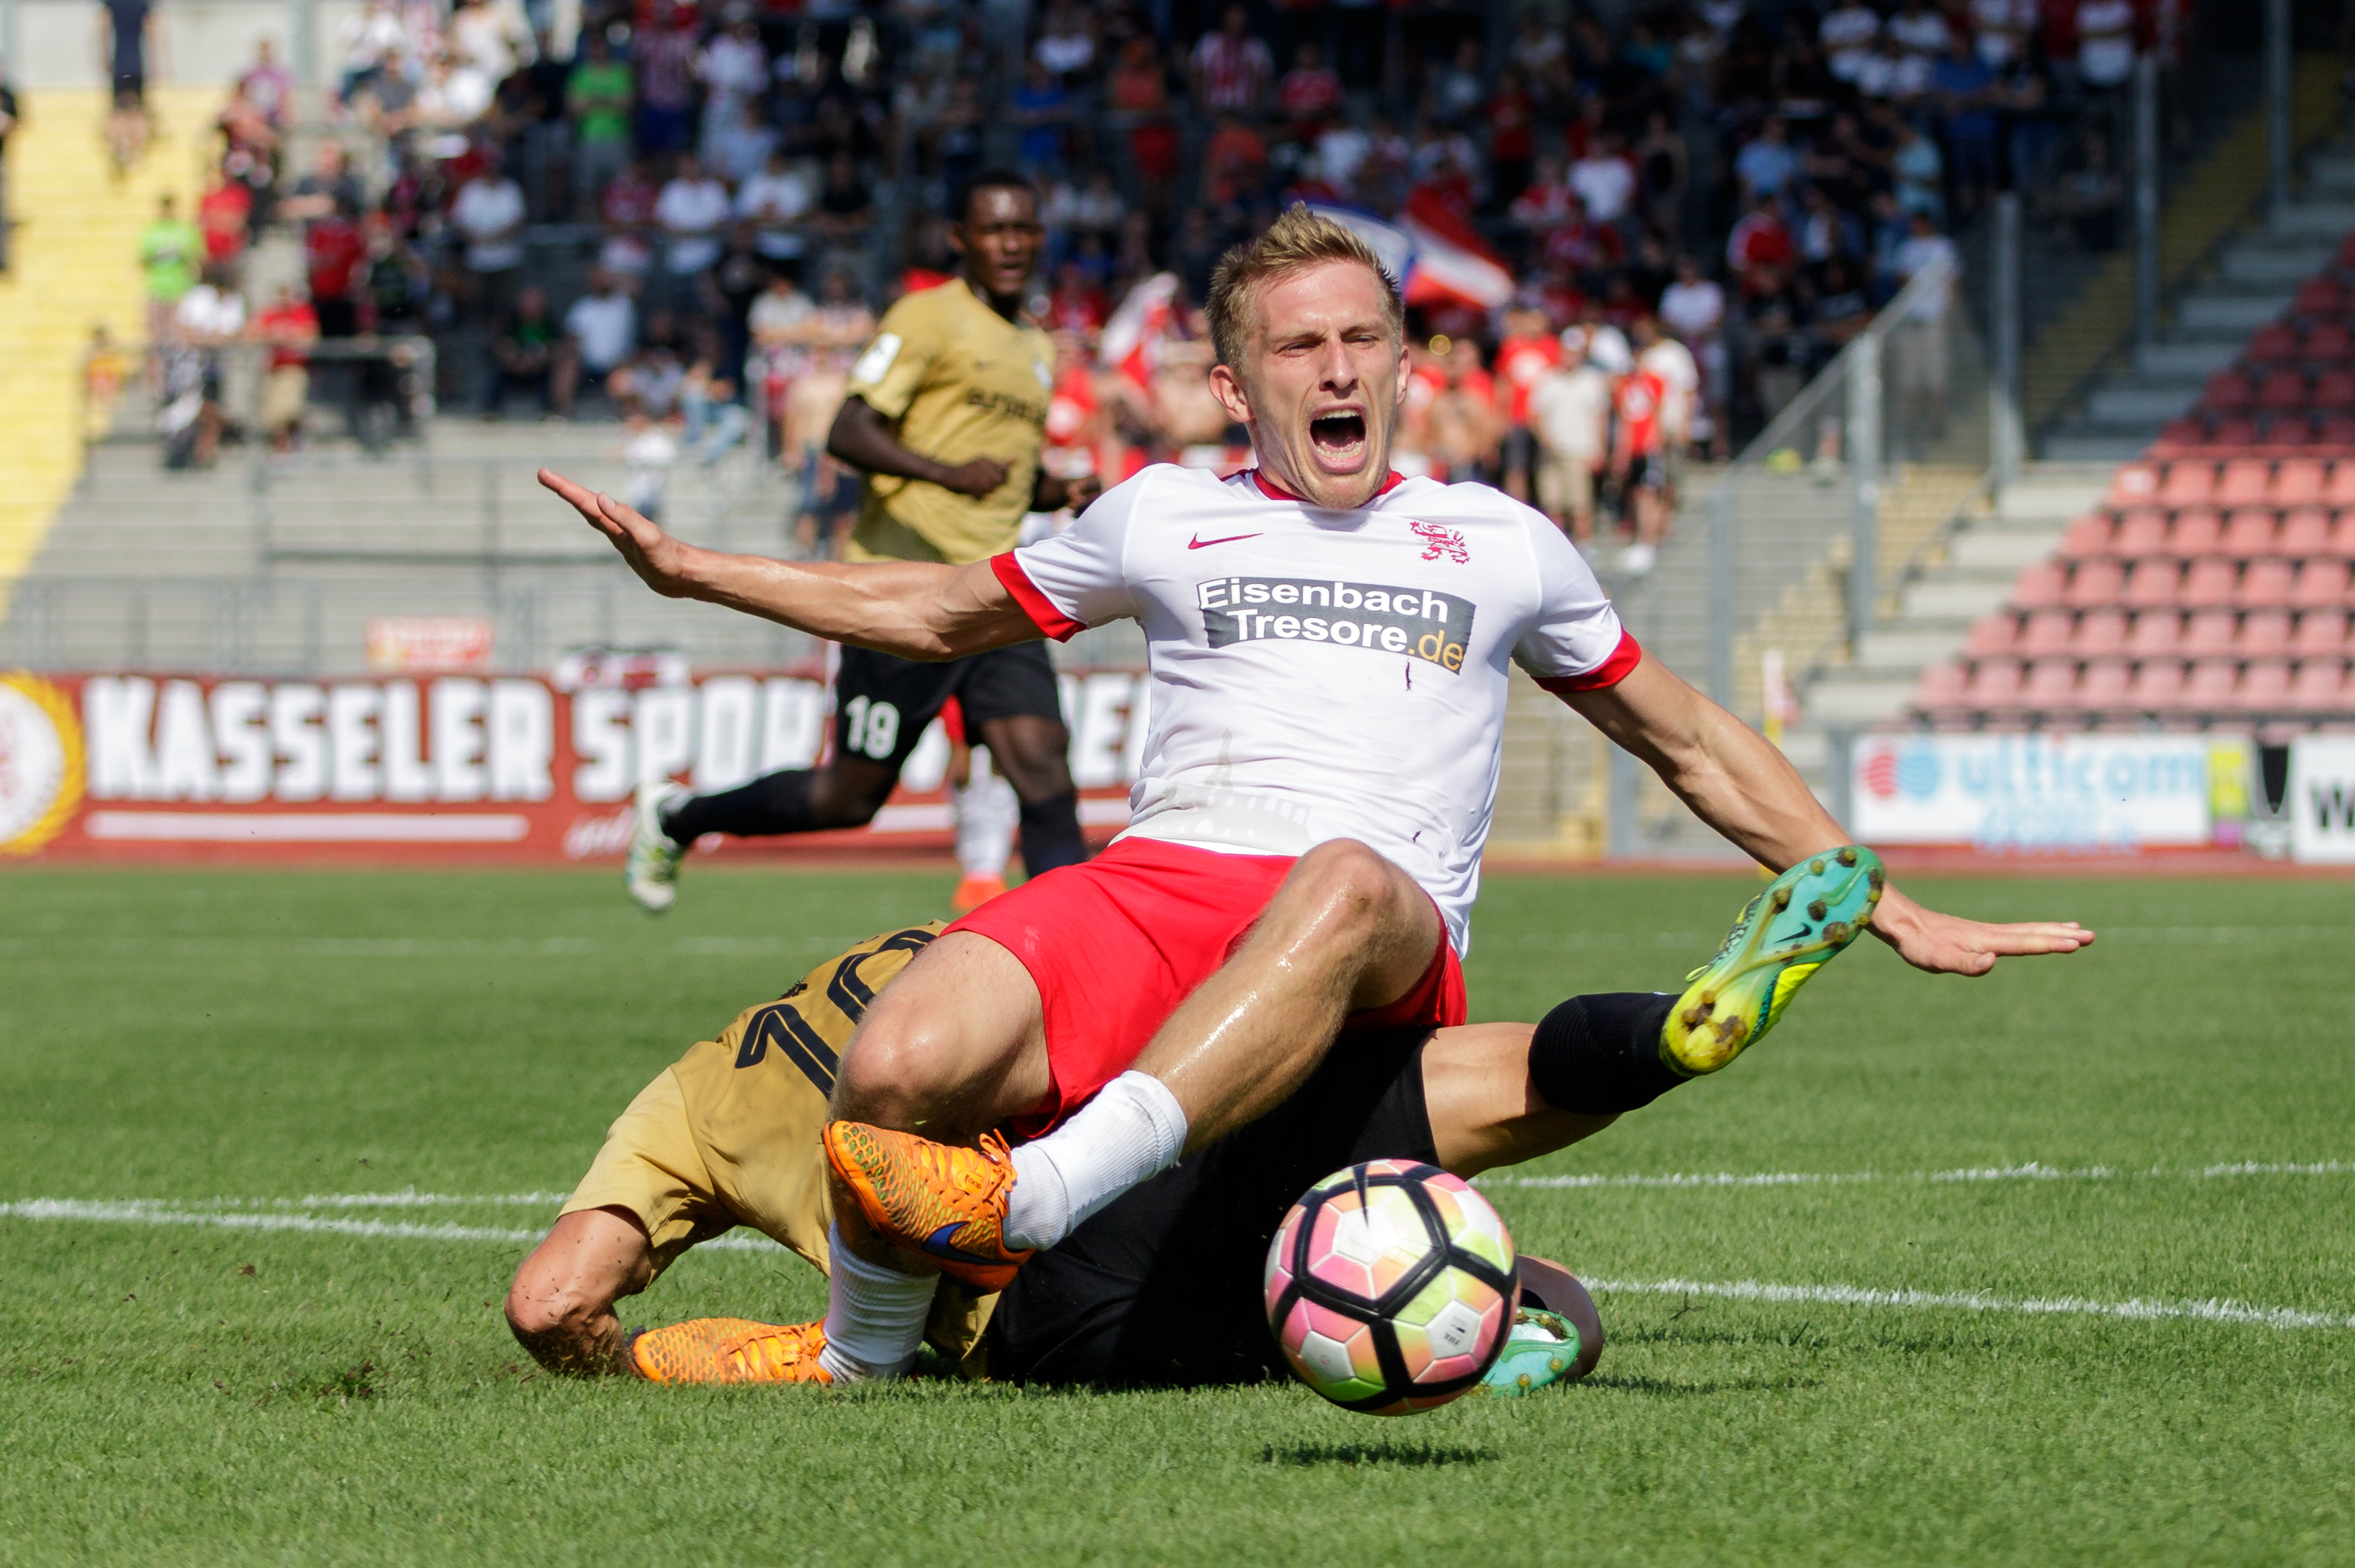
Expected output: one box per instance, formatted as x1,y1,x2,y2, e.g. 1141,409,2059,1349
1562,656,2095,974
827,395,1005,497
537,468,1041,659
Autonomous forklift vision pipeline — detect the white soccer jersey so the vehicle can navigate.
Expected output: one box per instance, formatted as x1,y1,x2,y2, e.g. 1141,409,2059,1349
995,466,1638,953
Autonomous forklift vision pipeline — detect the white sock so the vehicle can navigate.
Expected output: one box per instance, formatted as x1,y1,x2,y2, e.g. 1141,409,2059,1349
1004,1071,1189,1252
817,1223,934,1384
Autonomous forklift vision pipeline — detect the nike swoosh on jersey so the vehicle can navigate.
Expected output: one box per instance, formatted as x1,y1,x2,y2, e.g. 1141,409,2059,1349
1187,532,1264,549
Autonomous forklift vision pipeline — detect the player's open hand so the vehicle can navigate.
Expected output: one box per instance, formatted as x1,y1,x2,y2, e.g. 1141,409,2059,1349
539,469,699,599
1869,885,2095,976
937,456,1010,497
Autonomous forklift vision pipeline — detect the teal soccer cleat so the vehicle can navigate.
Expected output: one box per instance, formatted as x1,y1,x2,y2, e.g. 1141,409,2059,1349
1662,846,1885,1076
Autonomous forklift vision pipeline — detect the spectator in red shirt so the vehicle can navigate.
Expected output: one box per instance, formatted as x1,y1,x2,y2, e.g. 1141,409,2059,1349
1612,354,1672,574
1190,5,1274,116
1277,43,1342,137
1045,260,1111,335
252,284,319,452
1199,113,1268,206
1485,68,1538,211
197,175,254,266
1490,305,1561,502
1725,195,1796,295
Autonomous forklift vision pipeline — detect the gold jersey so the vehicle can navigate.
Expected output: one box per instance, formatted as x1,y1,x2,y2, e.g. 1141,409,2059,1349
560,921,997,1372
841,278,1057,565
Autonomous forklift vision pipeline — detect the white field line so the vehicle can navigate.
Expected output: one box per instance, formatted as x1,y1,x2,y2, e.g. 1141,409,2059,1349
1487,1159,2355,1191
3,1196,2343,1332
1585,1277,2355,1332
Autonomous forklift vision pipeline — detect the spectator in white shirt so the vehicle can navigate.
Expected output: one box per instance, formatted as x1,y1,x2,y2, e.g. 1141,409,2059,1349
698,12,770,163
1733,115,1799,201
452,161,528,319
736,148,813,264
655,154,733,295
1188,5,1272,115
709,98,777,185
1570,132,1637,225
1886,0,1950,63
1658,253,1728,454
1856,35,1932,102
1892,210,1961,432
1528,331,1613,547
553,268,637,418
1819,1,1882,83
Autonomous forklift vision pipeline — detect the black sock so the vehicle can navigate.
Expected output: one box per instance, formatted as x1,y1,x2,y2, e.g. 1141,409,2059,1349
1526,993,1684,1116
660,769,817,842
1016,792,1089,875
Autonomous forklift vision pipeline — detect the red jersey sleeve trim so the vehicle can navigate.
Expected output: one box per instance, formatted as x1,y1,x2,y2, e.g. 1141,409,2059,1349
990,552,1086,642
1535,629,1643,695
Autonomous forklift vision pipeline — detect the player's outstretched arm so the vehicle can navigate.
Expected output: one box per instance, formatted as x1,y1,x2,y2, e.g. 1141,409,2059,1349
538,468,1042,659
1561,653,2094,976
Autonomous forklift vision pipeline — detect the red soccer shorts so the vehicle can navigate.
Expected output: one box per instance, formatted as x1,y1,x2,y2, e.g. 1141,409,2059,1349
944,836,1467,1136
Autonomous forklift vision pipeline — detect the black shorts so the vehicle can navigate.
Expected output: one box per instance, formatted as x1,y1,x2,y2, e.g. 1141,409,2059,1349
1625,454,1667,492
833,642,1064,772
1501,426,1538,475
983,1025,1438,1387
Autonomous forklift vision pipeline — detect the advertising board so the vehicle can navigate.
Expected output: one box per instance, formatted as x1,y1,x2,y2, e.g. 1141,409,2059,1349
0,669,1147,862
2287,737,2355,865
1849,732,2213,849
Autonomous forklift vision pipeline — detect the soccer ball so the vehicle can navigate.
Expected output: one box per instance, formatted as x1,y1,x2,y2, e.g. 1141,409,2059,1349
1263,1159,1518,1415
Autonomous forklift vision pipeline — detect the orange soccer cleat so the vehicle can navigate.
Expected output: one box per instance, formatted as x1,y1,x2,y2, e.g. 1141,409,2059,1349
950,873,1008,914
822,1123,1034,1290
627,1317,832,1385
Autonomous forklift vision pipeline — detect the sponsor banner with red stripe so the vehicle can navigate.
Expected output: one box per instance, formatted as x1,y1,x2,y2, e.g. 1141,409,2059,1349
0,670,1146,863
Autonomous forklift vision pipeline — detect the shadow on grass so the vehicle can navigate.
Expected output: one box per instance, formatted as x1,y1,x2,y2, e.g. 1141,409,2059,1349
1581,1373,1816,1397
1261,1441,1495,1468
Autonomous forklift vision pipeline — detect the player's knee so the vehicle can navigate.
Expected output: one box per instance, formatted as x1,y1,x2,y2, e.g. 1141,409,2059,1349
833,1023,963,1125
1294,839,1411,932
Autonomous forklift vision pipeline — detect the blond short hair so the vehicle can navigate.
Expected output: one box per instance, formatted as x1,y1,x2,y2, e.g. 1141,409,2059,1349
1204,205,1405,369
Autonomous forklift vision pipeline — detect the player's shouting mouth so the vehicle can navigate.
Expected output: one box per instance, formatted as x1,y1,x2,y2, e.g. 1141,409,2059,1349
540,205,2093,1386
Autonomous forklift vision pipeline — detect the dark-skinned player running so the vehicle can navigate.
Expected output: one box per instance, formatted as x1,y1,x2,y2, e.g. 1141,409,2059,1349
623,172,1101,912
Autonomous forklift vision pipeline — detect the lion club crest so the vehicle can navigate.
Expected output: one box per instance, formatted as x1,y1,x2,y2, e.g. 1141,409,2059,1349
1408,521,1470,564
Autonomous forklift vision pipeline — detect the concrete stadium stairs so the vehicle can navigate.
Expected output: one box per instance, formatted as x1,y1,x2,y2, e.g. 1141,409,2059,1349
0,86,214,619
0,417,813,675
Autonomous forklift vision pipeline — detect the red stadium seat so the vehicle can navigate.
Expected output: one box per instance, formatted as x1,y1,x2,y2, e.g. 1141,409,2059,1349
1963,614,2021,657
2236,558,2297,608
2022,659,2082,709
2153,419,2207,453
2181,558,2240,607
2126,659,2185,709
2157,462,2217,506
2287,659,2350,711
2113,509,2170,555
2266,414,2315,447
2182,609,2239,655
2279,507,2332,554
2327,512,2355,553
1913,660,1970,711
2270,459,2329,503
2292,559,2353,608
2123,558,2185,609
2018,609,2076,656
2010,560,2069,609
2234,659,2293,711
2293,611,2350,655
2181,659,2241,710
2239,609,2293,655
2059,514,2115,556
2324,465,2355,505
2167,508,2222,553
2221,509,2280,555
2210,418,2260,447
2214,459,2274,503
2307,322,2355,362
2295,277,2347,315
2202,371,2256,412
2126,610,2183,656
2076,659,2133,710
2064,558,2126,609
1964,659,2024,709
2316,369,2355,410
2074,608,2129,655
2320,415,2355,449
2105,462,2163,507
2244,324,2300,364
2256,372,2309,412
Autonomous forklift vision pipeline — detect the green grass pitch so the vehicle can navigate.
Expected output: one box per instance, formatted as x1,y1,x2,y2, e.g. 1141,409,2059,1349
2,866,2351,1565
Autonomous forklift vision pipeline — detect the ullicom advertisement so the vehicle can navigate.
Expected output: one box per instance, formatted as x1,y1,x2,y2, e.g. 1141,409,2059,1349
0,669,1147,862
1849,733,2215,850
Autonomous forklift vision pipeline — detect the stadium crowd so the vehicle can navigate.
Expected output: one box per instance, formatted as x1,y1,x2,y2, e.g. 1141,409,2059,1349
128,0,2160,566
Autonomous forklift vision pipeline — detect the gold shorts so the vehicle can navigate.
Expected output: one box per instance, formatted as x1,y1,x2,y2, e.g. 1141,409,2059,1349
559,922,995,1369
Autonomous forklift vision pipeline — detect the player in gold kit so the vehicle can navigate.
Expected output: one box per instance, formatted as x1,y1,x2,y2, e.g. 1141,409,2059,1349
622,172,1100,913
